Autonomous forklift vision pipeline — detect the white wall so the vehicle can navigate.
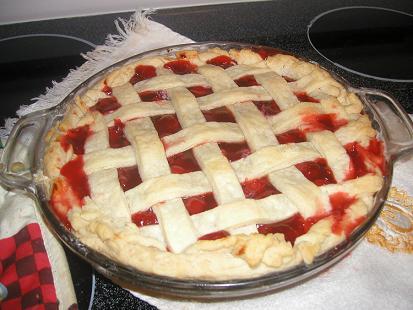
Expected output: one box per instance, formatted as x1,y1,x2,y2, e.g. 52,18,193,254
0,0,248,24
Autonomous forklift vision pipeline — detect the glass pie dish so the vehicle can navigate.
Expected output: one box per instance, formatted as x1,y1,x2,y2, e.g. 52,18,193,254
1,42,413,299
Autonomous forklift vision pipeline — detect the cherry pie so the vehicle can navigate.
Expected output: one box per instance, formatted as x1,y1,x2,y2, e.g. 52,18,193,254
43,47,385,279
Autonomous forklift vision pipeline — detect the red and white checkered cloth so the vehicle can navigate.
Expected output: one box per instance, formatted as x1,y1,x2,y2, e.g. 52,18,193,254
0,223,58,309
0,186,76,309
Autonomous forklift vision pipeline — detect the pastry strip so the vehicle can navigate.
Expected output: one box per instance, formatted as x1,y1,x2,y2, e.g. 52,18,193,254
89,168,130,219
105,102,175,125
124,118,170,180
83,146,136,175
231,143,320,182
163,122,245,157
126,171,212,213
255,71,299,110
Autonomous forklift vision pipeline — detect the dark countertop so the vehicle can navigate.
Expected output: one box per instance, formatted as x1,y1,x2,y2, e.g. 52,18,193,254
1,0,412,309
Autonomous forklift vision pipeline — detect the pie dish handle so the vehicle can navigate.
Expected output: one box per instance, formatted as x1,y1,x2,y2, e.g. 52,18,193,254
353,88,413,158
0,108,54,192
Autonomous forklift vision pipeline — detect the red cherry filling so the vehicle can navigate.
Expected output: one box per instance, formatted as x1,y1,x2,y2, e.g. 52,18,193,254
129,65,157,85
253,100,281,116
164,60,197,75
199,230,230,241
90,97,121,115
167,149,201,174
342,216,366,237
345,138,385,179
132,208,158,227
251,47,282,59
60,156,90,202
241,176,280,199
102,83,112,95
234,75,259,87
283,76,296,83
295,158,337,186
187,86,213,97
117,166,142,191
182,192,218,215
329,192,357,235
108,119,130,148
151,114,182,138
276,128,307,144
257,214,315,244
258,192,360,244
218,141,251,162
366,138,386,174
302,113,348,132
294,91,320,103
60,125,92,155
202,106,236,123
138,90,169,102
345,142,368,178
206,55,237,69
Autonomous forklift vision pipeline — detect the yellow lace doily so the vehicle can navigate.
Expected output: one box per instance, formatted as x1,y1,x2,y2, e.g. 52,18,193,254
366,187,413,253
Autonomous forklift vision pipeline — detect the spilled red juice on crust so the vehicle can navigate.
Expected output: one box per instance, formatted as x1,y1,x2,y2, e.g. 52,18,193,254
366,138,386,174
60,156,90,201
60,125,92,155
258,193,358,243
345,142,368,178
345,138,385,179
342,216,366,237
329,192,357,235
50,178,78,228
51,156,90,227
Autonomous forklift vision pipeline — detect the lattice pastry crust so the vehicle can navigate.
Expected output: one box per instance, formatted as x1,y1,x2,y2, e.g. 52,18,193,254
43,47,385,280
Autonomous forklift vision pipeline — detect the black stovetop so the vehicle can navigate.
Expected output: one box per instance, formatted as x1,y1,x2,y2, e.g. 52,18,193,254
1,0,412,309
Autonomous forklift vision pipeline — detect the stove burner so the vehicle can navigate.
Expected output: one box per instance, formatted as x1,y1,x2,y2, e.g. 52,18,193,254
0,34,95,121
307,6,413,82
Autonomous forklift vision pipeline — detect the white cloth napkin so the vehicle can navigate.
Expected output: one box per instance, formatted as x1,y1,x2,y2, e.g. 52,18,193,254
1,12,412,310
